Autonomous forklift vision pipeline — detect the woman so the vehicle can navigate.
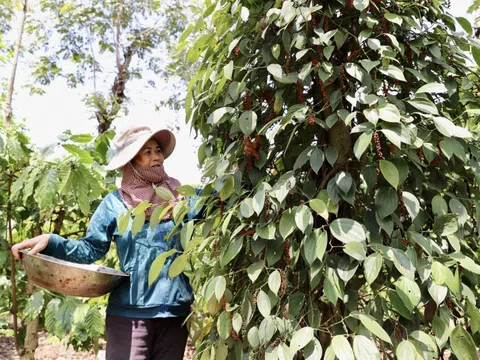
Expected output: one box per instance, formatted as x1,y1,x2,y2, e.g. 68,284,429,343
12,125,199,360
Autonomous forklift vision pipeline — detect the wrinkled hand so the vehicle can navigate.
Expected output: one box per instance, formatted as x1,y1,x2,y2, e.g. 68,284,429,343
11,234,50,260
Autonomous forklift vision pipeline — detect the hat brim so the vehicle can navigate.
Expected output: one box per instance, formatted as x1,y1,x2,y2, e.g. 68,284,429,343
105,129,176,171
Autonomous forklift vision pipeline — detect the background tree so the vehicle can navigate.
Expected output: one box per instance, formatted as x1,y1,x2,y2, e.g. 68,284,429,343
178,0,480,358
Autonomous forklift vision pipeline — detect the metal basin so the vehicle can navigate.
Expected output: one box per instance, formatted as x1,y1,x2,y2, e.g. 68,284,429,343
21,250,129,297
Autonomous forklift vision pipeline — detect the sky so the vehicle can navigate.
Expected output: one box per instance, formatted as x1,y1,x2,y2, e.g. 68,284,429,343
3,2,476,186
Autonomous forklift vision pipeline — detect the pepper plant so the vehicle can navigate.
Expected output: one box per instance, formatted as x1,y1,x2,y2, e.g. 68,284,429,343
179,0,480,358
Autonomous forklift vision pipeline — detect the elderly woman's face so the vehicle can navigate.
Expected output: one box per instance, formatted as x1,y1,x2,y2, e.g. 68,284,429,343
134,139,164,168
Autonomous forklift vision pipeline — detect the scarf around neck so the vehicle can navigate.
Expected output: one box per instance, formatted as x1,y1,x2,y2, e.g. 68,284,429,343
119,162,181,220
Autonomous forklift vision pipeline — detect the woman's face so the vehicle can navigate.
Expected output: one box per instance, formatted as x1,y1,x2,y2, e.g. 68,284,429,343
134,139,164,168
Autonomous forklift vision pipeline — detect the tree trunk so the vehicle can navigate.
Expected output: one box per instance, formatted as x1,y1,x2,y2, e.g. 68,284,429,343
19,223,43,360
20,284,39,360
7,177,20,353
3,0,28,126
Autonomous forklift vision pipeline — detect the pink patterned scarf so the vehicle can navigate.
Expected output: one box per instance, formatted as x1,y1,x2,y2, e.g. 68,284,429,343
119,162,181,220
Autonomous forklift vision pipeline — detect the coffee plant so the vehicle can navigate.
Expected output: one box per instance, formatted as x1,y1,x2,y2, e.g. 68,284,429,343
178,0,480,358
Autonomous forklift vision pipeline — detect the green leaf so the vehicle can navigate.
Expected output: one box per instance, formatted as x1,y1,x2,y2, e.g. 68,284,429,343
409,331,438,354
232,313,242,333
177,185,197,196
427,281,447,305
295,205,312,233
239,111,258,136
131,212,146,235
335,171,353,194
25,291,45,320
256,224,276,240
268,270,281,295
416,82,447,94
224,60,233,80
350,312,392,344
220,175,235,201
457,17,473,35
290,327,314,352
309,199,329,220
150,204,173,230
117,210,131,234
180,220,195,250
385,12,403,25
433,214,458,236
304,339,323,360
434,117,472,138
345,63,365,82
207,107,234,124
330,218,366,243
247,261,264,283
62,144,94,164
379,160,400,189
375,187,398,219
353,0,369,10
253,187,265,215
215,276,226,301
378,104,401,123
353,131,372,160
294,146,314,170
248,327,260,348
360,60,379,73
132,200,151,216
267,64,283,78
364,254,383,284
280,211,295,239
432,196,448,216
408,232,432,256
221,237,243,267
217,311,232,340
331,335,354,360
70,133,93,143
310,148,324,174
407,98,438,115
353,335,380,360
395,276,421,312
402,192,420,220
344,242,366,261
431,261,450,286
449,253,480,274
35,168,58,208
168,253,188,278
450,326,477,360
380,65,406,82
154,186,174,201
148,249,177,286
388,290,413,320
396,340,421,360
467,301,480,335
45,299,61,334
315,229,328,262
390,249,415,280
240,198,254,218
257,290,271,318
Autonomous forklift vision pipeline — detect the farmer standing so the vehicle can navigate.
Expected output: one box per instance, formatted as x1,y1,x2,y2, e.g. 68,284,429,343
12,125,199,360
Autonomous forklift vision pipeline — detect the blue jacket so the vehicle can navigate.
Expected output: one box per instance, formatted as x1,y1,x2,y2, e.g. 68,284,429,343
42,190,200,319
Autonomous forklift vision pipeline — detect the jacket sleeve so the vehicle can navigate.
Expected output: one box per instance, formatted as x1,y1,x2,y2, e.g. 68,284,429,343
41,196,116,264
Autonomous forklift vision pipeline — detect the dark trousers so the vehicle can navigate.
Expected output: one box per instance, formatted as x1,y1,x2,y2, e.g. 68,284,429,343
105,314,188,360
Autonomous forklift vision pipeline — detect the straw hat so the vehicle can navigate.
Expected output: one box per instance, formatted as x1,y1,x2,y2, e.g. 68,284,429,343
105,125,176,171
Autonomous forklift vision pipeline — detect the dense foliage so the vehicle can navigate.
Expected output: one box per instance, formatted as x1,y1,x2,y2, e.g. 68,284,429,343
0,124,113,352
174,0,480,358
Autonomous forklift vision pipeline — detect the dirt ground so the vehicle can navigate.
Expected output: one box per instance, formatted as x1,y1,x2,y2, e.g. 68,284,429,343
0,333,194,360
